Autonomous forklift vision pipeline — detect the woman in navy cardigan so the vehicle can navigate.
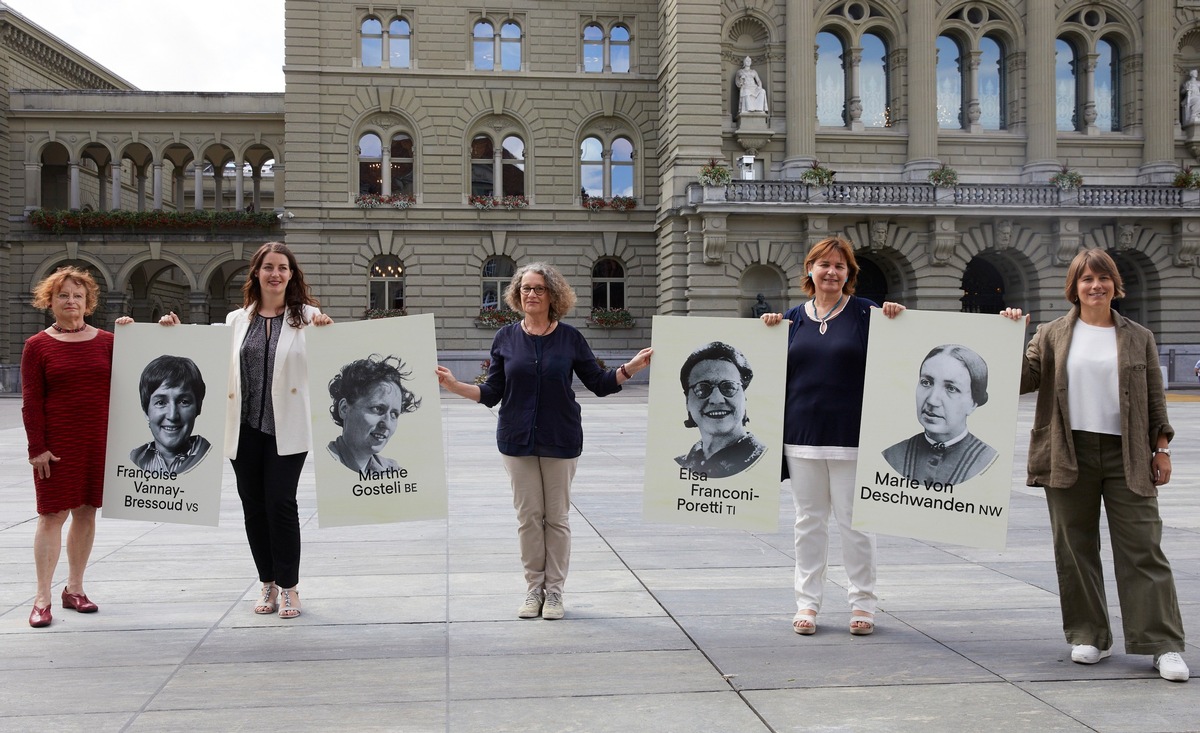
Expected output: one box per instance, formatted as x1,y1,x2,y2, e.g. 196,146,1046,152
437,262,651,620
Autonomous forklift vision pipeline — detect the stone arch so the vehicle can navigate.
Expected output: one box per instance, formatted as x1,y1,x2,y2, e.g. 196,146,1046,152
31,253,116,292
115,251,199,293
1105,247,1162,330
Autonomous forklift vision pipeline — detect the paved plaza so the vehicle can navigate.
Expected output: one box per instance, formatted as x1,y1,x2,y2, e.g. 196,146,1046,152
1,387,1198,732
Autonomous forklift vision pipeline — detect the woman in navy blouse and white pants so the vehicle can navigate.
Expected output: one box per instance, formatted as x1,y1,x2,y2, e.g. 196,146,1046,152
437,262,651,620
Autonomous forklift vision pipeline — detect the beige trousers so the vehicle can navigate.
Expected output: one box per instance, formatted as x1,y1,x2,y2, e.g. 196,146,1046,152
501,455,578,595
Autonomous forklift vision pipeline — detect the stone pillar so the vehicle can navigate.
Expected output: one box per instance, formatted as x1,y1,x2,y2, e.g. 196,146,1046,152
903,0,938,179
782,0,816,176
1140,0,1174,181
69,162,81,210
1023,2,1057,180
97,164,108,211
152,162,163,210
602,150,612,198
847,46,864,131
193,162,204,211
252,169,263,211
24,163,40,213
136,167,147,211
105,290,132,322
1082,54,1099,134
187,291,210,325
235,161,245,210
213,167,224,212
965,51,982,132
111,160,123,210
381,148,392,196
270,163,284,212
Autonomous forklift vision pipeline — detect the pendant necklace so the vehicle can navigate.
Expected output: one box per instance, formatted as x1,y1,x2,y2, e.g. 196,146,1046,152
812,294,844,335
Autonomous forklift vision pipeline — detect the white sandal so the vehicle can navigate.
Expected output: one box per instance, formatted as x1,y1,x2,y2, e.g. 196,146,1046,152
254,583,278,614
278,587,301,619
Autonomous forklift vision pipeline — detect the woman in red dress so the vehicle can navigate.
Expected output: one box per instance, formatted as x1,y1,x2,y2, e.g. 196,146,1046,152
21,267,130,628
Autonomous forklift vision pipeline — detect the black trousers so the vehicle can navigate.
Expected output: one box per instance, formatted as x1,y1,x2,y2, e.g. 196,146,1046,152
231,425,306,589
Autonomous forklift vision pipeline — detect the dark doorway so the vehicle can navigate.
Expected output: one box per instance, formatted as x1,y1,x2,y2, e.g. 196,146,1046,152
855,256,887,306
961,258,1005,313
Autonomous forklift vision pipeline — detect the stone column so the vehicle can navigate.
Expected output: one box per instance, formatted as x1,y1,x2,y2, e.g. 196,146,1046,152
252,169,263,211
193,162,204,211
105,290,132,322
1082,54,1099,134
381,148,392,196
97,164,108,211
24,163,40,213
601,150,612,198
1023,1,1057,180
111,159,123,210
69,162,81,210
965,51,982,132
213,167,224,211
187,291,210,325
1140,0,1174,181
271,163,284,212
903,0,938,179
782,0,816,176
152,162,163,210
235,161,245,210
136,167,147,211
847,46,863,131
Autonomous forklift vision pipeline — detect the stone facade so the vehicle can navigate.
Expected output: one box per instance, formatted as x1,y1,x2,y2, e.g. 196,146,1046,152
3,1,1200,380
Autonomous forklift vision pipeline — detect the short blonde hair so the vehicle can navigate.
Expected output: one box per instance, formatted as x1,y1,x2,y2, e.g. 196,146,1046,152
32,266,101,315
1064,248,1125,305
504,262,577,321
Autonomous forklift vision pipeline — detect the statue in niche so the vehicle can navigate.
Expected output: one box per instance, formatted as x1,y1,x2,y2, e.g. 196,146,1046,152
1182,69,1200,126
736,57,768,116
749,293,771,318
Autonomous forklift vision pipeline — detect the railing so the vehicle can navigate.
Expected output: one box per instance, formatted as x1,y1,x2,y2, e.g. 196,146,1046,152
706,181,1197,209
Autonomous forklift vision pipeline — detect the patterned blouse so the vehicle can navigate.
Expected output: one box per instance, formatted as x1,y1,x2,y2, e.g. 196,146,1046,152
239,313,283,435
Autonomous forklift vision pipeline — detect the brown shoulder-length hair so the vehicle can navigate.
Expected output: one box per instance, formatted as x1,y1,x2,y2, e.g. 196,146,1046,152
1064,248,1125,305
32,266,101,315
801,237,859,297
242,242,318,327
503,261,577,321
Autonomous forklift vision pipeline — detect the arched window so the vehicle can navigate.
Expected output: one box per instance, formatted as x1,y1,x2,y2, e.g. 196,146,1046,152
470,135,494,196
481,256,516,310
361,18,383,67
474,19,522,71
369,255,405,312
1056,38,1080,131
358,133,382,194
389,19,411,69
979,36,1005,130
500,22,522,71
816,32,846,126
1095,38,1118,131
579,135,635,200
582,23,631,73
470,130,527,199
936,36,963,129
592,258,625,310
860,33,889,128
501,135,525,196
473,21,495,70
391,134,414,195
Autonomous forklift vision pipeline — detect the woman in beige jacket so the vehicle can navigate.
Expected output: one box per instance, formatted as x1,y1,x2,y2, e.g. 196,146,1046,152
1003,248,1186,682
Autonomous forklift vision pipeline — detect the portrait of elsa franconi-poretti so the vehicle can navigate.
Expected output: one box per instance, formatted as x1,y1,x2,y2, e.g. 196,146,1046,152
129,354,211,475
674,341,767,479
881,344,998,485
326,354,421,475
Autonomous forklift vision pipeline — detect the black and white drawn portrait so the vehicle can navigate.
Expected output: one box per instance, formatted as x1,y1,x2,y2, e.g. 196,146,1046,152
129,354,211,474
881,344,998,484
674,341,767,478
326,354,421,474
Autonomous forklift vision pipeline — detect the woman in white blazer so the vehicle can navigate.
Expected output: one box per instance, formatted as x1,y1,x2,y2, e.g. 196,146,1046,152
161,241,331,619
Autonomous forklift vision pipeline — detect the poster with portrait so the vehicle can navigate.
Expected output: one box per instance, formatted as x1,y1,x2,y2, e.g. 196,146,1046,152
102,323,232,526
306,313,446,528
643,315,786,532
852,310,1025,549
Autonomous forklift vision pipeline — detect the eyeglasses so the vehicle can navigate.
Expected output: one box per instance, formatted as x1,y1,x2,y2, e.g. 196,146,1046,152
687,380,742,399
519,286,547,296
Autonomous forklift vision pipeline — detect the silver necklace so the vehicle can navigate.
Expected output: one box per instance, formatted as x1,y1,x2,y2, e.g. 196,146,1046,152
811,295,845,335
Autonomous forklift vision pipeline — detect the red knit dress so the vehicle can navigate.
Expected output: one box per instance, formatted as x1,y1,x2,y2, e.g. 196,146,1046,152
21,329,114,514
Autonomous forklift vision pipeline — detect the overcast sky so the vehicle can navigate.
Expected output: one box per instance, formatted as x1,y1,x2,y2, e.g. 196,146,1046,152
6,0,285,92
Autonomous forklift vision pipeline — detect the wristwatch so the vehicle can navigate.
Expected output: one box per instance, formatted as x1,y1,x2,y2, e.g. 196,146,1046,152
1155,448,1171,456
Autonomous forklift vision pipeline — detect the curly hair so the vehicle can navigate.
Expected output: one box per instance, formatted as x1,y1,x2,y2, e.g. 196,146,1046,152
801,237,859,297
138,355,206,416
328,354,421,426
503,262,577,322
242,242,319,328
32,266,101,315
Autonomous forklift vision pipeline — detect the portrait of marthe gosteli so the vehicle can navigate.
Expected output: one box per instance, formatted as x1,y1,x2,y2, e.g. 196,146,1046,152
129,354,211,475
325,354,421,475
881,344,998,485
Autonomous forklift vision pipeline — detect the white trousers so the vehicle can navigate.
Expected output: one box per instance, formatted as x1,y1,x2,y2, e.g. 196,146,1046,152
786,455,877,616
501,455,578,595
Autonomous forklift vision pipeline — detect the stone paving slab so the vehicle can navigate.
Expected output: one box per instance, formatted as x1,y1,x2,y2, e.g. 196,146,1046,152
1,392,1198,732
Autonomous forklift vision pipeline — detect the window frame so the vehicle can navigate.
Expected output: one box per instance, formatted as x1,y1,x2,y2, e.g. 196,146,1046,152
591,257,626,310
368,254,406,312
481,256,516,311
472,15,524,72
580,20,633,74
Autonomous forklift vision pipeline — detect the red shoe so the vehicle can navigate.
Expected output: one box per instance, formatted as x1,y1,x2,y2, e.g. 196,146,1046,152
61,589,98,613
29,604,52,627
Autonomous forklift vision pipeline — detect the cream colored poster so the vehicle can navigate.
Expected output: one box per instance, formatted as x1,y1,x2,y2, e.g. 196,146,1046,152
643,315,786,531
306,314,446,527
102,323,231,526
852,310,1025,549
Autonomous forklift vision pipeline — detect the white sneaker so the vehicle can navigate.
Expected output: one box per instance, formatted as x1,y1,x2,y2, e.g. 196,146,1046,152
517,590,543,619
542,591,564,620
1154,652,1190,682
1070,645,1112,664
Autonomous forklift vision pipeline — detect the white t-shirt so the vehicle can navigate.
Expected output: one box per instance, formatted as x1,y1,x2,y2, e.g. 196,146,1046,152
1066,321,1120,436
